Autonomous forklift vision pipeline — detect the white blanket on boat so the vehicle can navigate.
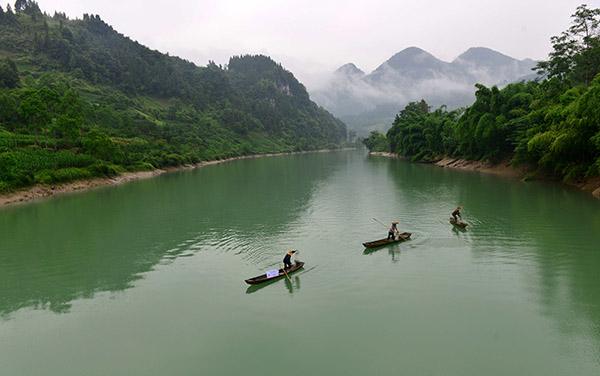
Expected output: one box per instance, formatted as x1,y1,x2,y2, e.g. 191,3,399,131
266,269,280,278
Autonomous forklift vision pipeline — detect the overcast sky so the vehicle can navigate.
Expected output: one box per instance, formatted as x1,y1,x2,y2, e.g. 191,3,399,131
37,0,600,87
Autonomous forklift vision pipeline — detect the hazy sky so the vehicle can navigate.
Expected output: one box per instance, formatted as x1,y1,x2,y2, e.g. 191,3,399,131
37,0,600,87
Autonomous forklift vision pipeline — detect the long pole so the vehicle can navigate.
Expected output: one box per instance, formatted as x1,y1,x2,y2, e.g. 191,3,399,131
372,218,389,229
373,218,401,239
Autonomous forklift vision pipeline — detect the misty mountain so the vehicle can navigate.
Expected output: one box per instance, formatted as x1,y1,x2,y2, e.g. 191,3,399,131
335,63,366,77
311,47,537,133
452,47,537,85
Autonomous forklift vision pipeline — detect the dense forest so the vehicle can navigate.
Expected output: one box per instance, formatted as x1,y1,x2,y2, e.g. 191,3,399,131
364,4,600,183
0,1,346,192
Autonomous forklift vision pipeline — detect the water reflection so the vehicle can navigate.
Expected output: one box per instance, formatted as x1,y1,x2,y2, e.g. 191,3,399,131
362,244,403,262
388,247,402,262
0,152,343,317
285,276,301,294
451,225,467,235
382,155,600,348
245,275,302,295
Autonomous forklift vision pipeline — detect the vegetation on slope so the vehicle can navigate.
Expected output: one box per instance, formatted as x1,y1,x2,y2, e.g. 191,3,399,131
365,4,600,183
0,1,346,192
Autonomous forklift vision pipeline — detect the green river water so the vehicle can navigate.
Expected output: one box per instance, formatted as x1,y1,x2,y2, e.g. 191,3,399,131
1,150,600,375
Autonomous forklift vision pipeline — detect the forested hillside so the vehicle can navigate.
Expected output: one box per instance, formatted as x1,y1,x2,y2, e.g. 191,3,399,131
0,1,346,192
365,4,600,183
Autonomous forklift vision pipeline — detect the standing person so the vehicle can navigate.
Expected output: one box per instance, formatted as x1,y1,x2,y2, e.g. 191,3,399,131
387,221,399,240
452,206,462,222
283,250,296,269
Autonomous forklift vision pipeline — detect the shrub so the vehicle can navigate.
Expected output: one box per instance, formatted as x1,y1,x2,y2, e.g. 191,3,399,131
34,167,93,184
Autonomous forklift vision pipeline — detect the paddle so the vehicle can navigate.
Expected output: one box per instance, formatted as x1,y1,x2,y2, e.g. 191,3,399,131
281,264,292,283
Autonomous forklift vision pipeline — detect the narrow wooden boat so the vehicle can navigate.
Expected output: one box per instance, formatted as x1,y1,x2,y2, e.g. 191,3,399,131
362,232,412,249
244,262,305,285
449,217,468,228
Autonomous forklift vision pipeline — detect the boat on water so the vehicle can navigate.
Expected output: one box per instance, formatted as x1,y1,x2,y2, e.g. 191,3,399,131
449,217,468,228
244,262,305,285
362,232,412,249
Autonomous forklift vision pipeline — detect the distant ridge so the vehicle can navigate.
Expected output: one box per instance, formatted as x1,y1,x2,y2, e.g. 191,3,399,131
310,46,537,133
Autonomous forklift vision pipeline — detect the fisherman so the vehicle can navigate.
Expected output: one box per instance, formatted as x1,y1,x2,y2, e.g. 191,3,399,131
283,250,296,269
452,206,462,221
387,221,399,240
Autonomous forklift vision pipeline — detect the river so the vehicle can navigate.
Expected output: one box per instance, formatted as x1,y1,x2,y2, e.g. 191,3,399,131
1,150,599,375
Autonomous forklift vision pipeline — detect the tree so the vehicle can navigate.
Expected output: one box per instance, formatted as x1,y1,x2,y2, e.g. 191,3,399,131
0,91,19,127
2,3,16,23
18,90,51,136
386,100,430,155
51,114,80,144
14,0,26,12
569,4,600,41
536,4,600,84
82,129,120,162
0,58,19,88
362,131,389,152
14,0,41,20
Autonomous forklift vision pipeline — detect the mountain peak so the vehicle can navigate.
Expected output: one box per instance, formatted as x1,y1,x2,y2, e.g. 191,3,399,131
454,47,516,65
383,47,444,70
389,47,435,60
398,46,429,54
335,63,365,76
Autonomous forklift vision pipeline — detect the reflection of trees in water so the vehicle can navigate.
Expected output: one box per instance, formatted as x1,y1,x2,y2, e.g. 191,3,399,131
0,153,344,317
384,157,600,347
457,174,600,349
183,154,344,263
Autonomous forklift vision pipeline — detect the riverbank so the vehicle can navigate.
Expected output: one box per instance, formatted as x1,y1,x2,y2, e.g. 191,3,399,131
434,157,525,179
0,149,352,207
369,152,600,199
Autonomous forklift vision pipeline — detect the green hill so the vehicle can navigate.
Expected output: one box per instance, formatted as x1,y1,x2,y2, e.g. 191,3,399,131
0,1,346,192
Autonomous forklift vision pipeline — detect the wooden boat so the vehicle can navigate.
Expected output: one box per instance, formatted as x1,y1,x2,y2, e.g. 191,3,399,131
244,262,304,285
362,232,412,249
449,217,468,228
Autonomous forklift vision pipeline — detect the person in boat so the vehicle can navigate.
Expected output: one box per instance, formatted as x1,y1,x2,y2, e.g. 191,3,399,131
387,221,399,240
452,206,463,222
283,250,297,269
